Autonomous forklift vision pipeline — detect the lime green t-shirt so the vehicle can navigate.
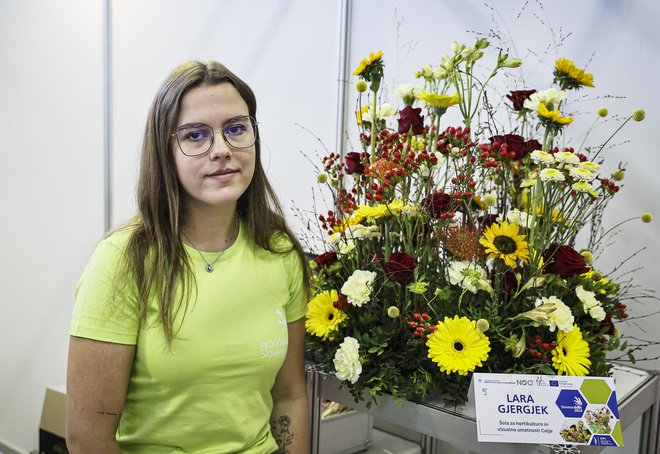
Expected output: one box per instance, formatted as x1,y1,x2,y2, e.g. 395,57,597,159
70,219,307,453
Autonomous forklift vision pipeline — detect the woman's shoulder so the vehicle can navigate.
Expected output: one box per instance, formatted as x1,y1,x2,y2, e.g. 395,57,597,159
94,223,139,257
268,229,295,252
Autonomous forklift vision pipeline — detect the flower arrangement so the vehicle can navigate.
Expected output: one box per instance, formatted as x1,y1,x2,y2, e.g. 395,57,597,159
304,39,651,406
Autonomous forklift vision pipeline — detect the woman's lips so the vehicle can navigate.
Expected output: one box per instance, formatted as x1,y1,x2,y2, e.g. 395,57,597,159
207,168,237,182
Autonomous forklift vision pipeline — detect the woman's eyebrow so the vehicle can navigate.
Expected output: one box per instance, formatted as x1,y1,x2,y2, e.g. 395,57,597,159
176,122,209,130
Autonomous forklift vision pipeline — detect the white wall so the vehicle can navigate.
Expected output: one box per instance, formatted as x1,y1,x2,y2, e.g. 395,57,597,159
1,1,658,452
0,0,105,451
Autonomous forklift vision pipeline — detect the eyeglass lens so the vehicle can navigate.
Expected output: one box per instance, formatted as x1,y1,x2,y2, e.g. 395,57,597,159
175,116,256,156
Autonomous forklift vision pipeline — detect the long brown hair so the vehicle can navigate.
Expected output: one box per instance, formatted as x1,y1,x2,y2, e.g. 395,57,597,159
123,60,310,343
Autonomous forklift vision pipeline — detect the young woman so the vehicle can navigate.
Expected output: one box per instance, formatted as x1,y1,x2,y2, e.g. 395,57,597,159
66,60,310,453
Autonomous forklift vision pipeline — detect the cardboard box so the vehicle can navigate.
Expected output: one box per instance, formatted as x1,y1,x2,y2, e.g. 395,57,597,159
39,386,68,454
319,409,373,454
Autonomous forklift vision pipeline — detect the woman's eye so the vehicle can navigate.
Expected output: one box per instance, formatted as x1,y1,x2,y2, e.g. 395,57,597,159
224,124,248,136
184,129,211,141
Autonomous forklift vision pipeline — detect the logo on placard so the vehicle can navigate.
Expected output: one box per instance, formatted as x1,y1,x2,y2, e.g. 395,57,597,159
556,390,587,418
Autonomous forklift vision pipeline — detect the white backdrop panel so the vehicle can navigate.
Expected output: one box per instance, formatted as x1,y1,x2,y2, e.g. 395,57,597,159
110,0,342,239
0,0,105,451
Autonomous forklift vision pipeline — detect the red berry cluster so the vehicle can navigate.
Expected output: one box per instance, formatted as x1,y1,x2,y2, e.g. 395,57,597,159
322,152,343,175
437,126,473,155
408,312,435,341
614,301,629,319
598,177,620,194
476,143,503,171
362,129,442,202
527,333,557,362
450,172,477,202
318,211,339,234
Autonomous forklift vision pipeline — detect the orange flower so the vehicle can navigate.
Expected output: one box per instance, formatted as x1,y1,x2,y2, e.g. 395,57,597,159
367,158,397,181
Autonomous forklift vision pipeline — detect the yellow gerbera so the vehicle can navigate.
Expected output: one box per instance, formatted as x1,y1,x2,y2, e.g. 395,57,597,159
479,221,530,267
418,91,460,109
305,290,347,340
552,325,591,376
353,50,384,76
353,199,404,220
538,102,574,125
332,214,365,233
427,315,491,376
554,58,595,89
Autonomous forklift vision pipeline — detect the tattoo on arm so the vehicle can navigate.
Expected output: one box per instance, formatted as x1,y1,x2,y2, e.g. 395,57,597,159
270,415,293,453
96,410,122,416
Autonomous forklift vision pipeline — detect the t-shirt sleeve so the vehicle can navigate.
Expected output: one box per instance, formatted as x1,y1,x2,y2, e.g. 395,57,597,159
283,249,307,323
70,235,140,345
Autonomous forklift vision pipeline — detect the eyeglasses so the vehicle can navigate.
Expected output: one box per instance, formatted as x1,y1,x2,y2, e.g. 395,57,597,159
172,115,258,156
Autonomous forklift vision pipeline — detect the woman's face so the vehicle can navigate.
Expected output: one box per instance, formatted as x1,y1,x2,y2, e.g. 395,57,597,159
172,82,256,215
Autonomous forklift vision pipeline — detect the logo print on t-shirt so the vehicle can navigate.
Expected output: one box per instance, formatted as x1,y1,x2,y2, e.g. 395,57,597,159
259,310,288,359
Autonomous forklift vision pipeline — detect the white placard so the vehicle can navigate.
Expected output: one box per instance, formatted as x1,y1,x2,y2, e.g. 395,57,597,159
472,373,623,447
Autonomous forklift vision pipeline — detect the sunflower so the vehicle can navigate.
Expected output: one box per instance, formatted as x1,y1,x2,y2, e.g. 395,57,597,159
552,325,591,376
554,58,595,90
352,50,384,87
305,290,347,340
479,221,530,267
426,315,491,376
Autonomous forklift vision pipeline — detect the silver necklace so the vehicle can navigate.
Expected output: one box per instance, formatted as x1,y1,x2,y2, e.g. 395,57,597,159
181,217,239,273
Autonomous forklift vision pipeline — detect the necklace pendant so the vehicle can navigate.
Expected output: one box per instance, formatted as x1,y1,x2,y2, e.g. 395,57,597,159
205,264,214,273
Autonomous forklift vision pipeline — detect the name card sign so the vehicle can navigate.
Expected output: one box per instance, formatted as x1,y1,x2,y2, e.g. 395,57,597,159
472,373,623,447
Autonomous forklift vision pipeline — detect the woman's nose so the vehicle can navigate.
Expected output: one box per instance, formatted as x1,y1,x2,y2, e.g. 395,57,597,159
208,130,232,159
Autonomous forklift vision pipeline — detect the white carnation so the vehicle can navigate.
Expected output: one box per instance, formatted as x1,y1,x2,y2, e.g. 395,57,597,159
341,270,377,307
588,305,606,321
576,285,606,321
535,296,574,332
333,337,362,384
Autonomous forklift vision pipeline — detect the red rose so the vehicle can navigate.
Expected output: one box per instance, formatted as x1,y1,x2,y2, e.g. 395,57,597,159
524,139,542,154
345,152,366,174
421,192,453,219
397,106,425,135
490,134,527,160
385,252,417,284
506,89,536,111
314,251,337,269
333,293,348,311
601,312,616,336
543,244,590,278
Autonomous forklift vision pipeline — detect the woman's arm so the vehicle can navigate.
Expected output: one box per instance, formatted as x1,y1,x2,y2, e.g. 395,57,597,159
66,336,135,453
270,318,310,454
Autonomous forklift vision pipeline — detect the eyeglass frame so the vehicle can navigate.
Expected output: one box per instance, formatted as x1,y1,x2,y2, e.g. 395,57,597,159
171,115,259,156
